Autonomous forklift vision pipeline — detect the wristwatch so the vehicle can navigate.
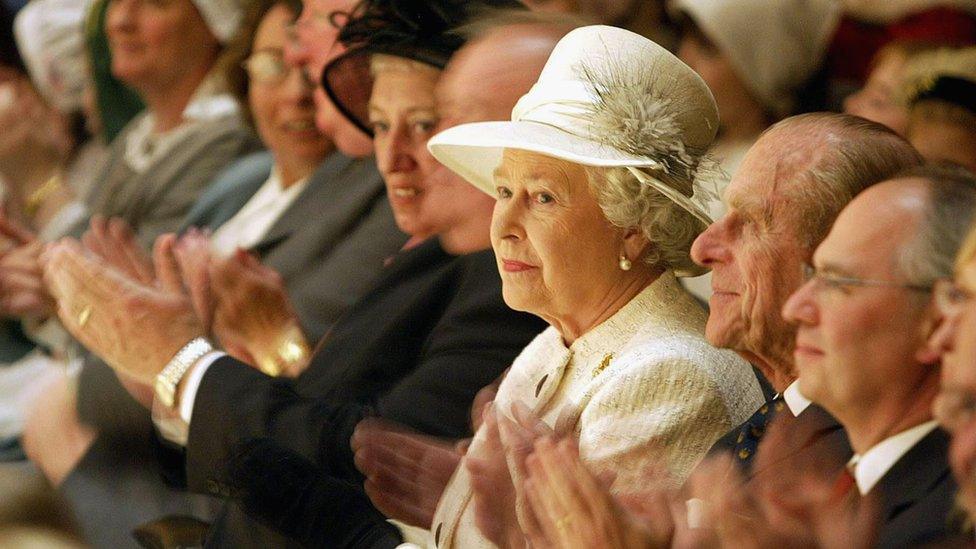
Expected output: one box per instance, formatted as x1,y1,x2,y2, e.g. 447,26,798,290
154,337,214,410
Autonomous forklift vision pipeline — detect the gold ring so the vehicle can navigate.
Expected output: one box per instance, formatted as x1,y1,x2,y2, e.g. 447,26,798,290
77,305,92,328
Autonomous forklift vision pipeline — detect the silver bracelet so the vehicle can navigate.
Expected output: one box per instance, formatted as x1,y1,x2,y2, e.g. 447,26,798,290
154,337,213,409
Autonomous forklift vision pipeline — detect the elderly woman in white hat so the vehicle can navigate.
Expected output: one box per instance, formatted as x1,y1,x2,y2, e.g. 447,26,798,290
418,24,763,548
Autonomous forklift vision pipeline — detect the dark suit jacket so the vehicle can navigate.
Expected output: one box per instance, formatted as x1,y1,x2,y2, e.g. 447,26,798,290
179,239,547,547
64,152,405,548
705,402,851,480
872,428,958,548
182,150,408,340
76,150,404,433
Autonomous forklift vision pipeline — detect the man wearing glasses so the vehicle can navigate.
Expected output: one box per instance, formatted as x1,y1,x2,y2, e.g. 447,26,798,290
690,113,921,477
285,0,373,156
783,166,976,546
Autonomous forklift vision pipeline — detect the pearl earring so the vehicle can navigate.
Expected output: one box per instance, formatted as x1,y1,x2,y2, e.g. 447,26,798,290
619,255,632,271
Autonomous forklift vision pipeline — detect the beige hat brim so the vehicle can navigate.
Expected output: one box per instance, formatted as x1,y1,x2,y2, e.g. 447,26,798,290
428,120,663,196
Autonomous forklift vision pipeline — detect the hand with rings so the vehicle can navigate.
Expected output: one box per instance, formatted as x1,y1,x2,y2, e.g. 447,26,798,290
77,304,92,328
42,239,205,384
519,437,676,549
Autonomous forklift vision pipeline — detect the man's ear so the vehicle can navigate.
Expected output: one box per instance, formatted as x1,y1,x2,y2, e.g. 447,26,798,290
622,228,650,264
916,303,947,366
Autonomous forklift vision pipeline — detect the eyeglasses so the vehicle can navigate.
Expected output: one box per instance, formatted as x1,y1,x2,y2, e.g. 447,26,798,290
241,51,306,86
934,278,976,318
801,263,932,293
934,388,976,433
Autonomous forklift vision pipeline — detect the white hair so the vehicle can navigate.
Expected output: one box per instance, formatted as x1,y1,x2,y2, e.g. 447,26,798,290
585,166,705,275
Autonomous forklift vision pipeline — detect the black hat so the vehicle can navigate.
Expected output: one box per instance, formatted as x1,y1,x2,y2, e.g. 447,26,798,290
322,0,524,136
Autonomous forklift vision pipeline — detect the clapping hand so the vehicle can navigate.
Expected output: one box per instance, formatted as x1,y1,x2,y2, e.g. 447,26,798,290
82,216,155,286
518,435,674,549
351,417,464,528
467,402,577,548
0,209,51,317
0,239,52,317
681,417,876,549
41,239,204,384
84,220,219,332
209,248,308,376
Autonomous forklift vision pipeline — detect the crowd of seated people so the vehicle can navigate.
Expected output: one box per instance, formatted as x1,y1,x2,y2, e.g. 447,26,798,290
0,0,974,548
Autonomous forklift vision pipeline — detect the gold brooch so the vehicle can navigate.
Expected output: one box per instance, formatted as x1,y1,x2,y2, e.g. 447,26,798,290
593,353,613,378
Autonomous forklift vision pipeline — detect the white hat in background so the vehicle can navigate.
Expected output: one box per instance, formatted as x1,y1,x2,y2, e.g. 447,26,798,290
191,0,244,45
13,0,93,112
428,25,719,228
670,0,841,117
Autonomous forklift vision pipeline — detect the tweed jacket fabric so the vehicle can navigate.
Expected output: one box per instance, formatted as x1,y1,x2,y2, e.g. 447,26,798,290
83,111,261,249
427,271,764,548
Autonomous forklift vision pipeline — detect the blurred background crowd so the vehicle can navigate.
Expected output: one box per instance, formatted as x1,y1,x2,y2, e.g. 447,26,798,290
0,0,975,547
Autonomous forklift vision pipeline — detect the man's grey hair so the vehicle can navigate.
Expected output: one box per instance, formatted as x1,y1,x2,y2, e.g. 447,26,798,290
585,167,704,275
768,113,924,250
896,164,976,287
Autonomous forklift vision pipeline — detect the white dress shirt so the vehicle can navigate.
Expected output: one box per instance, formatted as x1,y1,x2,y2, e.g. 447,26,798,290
209,170,308,256
847,420,939,495
783,380,812,417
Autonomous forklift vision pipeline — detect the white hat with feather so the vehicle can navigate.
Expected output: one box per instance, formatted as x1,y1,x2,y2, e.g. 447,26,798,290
428,25,720,227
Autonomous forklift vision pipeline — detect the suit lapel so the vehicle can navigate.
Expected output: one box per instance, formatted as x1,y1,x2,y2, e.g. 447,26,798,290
249,153,384,278
872,428,952,522
252,153,354,251
180,152,274,232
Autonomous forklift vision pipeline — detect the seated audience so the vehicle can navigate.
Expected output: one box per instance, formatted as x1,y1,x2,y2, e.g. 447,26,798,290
902,47,976,171
41,1,549,547
457,113,922,546
190,22,764,549
782,166,976,546
5,1,976,547
27,0,403,545
421,23,765,548
692,114,921,475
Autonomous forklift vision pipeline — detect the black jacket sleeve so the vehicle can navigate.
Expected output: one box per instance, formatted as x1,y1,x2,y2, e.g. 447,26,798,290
226,438,402,549
182,252,545,494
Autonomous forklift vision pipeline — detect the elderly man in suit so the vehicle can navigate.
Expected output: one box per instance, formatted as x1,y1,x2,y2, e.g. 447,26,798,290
469,115,926,547
691,113,921,476
782,166,976,546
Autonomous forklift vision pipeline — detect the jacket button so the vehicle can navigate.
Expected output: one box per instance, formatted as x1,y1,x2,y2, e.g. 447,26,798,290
206,480,220,495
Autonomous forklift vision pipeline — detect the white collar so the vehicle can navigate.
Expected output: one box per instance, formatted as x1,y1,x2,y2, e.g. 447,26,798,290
123,71,238,173
782,380,812,416
847,420,939,495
